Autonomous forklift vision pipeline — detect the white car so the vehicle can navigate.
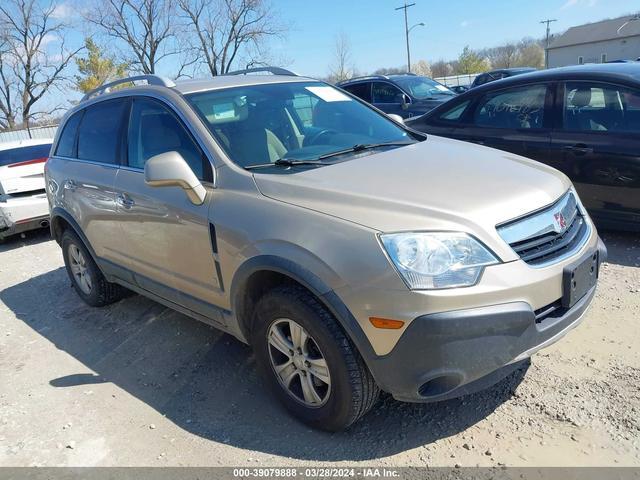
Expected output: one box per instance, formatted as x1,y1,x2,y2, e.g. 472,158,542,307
0,138,53,240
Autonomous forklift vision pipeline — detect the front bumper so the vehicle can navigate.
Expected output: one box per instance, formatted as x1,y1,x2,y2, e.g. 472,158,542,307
364,238,606,403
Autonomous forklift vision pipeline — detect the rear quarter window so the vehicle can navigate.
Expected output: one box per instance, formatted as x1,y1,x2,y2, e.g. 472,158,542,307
55,110,83,158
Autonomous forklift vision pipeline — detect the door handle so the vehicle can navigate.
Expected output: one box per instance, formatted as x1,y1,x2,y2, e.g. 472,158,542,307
563,144,593,155
63,179,76,191
116,193,135,209
470,138,485,145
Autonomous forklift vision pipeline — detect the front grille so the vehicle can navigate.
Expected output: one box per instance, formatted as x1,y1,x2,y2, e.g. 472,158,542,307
497,191,590,266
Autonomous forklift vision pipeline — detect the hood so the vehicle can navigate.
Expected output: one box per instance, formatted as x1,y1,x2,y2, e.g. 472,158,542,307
253,135,572,260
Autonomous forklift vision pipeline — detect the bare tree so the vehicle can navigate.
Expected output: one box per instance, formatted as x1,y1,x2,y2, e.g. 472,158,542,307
84,0,181,75
0,0,82,126
328,32,354,82
430,60,454,78
178,0,285,77
485,43,519,68
0,33,17,129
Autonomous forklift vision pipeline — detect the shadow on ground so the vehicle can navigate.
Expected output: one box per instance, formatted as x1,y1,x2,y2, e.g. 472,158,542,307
0,227,51,253
600,230,640,268
0,266,531,461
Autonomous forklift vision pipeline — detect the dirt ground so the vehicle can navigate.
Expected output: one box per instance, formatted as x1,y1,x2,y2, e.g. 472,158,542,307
0,228,638,467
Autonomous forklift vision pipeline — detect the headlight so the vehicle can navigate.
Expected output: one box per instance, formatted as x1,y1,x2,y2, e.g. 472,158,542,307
379,232,499,289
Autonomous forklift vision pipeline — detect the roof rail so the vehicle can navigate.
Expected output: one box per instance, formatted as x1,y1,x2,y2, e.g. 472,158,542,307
81,74,176,102
337,75,389,84
225,67,298,76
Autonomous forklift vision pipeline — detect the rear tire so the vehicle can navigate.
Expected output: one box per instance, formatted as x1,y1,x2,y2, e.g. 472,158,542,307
251,285,379,431
61,230,127,307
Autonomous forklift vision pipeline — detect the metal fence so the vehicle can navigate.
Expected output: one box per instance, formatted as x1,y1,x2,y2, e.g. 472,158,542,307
434,73,479,87
0,125,59,144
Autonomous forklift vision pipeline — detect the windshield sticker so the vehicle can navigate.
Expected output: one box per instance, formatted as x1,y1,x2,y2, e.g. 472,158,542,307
435,85,450,92
306,86,351,102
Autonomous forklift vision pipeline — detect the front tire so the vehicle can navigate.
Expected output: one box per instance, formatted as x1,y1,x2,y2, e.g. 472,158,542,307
61,230,127,307
252,285,379,431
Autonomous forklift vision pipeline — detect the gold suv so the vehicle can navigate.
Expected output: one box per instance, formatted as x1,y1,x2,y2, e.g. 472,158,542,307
45,69,606,431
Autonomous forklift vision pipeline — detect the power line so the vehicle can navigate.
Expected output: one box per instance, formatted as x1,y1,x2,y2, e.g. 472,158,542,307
540,19,557,69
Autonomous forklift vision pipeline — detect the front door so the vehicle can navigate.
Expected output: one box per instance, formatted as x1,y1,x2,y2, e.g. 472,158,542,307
114,96,223,321
550,81,640,226
371,81,407,117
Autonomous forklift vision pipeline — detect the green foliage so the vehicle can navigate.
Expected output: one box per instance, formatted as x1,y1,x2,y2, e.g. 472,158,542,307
457,46,490,74
75,39,129,93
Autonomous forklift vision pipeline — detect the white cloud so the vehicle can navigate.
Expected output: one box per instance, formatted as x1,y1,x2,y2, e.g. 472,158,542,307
50,3,74,19
460,20,471,28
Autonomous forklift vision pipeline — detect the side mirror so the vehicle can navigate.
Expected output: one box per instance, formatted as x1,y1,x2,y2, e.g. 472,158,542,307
401,93,411,110
144,151,206,205
387,113,405,124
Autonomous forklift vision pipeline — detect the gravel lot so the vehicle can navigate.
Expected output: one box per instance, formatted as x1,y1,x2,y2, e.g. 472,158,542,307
0,228,638,467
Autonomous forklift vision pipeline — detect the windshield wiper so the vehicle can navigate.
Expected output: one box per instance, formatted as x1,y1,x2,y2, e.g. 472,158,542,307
244,158,326,170
317,141,415,161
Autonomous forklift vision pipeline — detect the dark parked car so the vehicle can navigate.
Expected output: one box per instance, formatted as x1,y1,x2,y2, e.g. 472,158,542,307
337,74,456,119
471,68,537,89
406,63,640,230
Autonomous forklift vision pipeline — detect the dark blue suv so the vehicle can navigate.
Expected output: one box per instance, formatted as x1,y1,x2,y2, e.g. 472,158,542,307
337,74,455,119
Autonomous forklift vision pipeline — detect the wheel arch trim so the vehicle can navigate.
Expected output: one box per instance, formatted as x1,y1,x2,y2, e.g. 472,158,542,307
230,255,379,373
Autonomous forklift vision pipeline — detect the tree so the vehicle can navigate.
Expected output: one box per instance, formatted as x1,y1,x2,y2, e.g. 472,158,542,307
0,0,82,126
0,33,17,129
517,38,544,69
430,60,454,78
412,60,431,77
456,46,489,74
84,0,180,75
75,38,129,93
485,43,519,69
178,0,284,77
328,32,355,83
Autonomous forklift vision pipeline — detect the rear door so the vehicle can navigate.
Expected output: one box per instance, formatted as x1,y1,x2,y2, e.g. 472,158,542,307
550,81,640,226
114,96,222,320
341,82,372,104
54,99,128,265
448,82,554,163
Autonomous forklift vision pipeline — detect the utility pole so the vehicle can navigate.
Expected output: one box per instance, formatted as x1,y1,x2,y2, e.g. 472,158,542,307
396,2,416,72
540,19,557,69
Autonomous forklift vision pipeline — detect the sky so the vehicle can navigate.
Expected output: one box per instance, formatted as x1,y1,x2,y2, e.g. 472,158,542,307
270,0,639,76
24,0,640,113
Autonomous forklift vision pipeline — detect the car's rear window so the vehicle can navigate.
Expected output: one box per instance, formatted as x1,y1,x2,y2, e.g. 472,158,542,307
0,144,52,167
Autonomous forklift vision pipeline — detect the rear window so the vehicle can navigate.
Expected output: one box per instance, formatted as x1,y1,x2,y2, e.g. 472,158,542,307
77,99,127,164
55,111,83,158
0,144,52,167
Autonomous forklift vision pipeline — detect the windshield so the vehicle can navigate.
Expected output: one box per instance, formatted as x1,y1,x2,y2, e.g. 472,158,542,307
186,81,416,170
393,77,455,100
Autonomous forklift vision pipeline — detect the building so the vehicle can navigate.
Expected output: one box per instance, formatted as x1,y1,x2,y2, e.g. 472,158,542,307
547,14,640,68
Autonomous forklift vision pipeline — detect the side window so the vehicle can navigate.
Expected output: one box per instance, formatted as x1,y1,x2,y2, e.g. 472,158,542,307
473,84,547,129
438,100,471,122
55,110,83,158
77,100,127,164
128,97,209,180
372,82,403,104
343,83,372,103
563,82,640,133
